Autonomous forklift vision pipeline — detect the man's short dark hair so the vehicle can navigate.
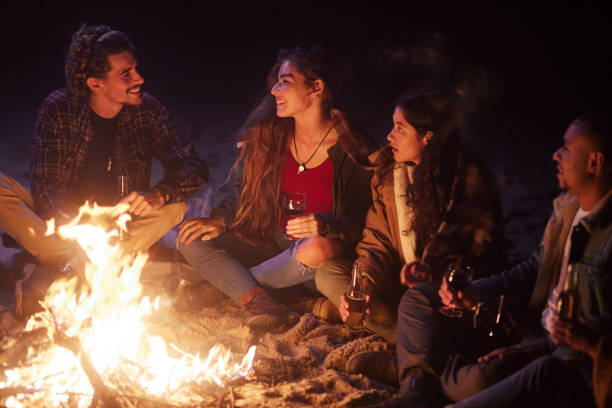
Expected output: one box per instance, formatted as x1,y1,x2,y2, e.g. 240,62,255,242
574,112,612,173
65,23,135,97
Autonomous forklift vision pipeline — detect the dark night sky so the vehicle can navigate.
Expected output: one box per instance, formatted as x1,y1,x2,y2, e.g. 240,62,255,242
1,1,611,151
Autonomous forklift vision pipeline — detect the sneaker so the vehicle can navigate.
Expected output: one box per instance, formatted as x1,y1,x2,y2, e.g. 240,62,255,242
345,351,398,386
240,287,298,330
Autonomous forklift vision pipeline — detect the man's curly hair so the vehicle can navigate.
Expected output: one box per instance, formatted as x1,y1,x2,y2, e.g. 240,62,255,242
65,23,135,97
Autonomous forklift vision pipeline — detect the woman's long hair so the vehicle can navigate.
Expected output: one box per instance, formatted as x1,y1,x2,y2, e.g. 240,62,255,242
393,89,464,256
230,47,341,245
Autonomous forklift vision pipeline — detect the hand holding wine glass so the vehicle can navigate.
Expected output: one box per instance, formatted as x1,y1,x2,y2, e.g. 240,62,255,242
286,213,326,238
438,264,479,318
280,192,306,240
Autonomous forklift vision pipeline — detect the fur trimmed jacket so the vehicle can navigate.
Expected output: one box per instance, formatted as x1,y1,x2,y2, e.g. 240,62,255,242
356,139,505,289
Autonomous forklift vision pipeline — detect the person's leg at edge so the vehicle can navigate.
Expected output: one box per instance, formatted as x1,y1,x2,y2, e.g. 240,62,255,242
121,202,186,255
0,172,72,268
446,356,595,408
440,336,555,403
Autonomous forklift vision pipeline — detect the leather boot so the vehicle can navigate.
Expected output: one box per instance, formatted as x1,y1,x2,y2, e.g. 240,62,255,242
345,350,398,386
312,298,342,324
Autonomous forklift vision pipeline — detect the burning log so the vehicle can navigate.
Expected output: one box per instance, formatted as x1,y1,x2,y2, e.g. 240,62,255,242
0,327,49,366
53,330,119,408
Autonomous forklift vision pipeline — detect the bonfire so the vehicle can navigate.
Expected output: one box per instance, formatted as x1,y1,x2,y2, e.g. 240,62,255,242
0,202,255,407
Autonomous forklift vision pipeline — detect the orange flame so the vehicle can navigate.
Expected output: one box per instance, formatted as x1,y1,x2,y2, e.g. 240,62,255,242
1,202,256,407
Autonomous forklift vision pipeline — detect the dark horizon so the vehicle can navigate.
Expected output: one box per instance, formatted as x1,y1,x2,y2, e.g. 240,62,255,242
2,2,610,131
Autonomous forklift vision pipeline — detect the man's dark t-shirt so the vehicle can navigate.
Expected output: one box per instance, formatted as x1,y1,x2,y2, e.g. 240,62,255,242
69,110,118,207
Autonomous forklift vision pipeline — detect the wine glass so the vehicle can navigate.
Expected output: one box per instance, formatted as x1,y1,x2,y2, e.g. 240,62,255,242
438,264,474,318
280,192,306,240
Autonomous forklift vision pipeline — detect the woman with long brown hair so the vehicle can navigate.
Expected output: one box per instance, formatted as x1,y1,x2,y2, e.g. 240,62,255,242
177,47,377,326
315,88,506,343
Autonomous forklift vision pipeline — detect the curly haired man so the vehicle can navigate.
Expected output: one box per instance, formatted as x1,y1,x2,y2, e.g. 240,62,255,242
0,24,207,290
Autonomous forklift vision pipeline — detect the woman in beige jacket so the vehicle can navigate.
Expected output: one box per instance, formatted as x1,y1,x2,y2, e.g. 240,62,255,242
315,88,505,342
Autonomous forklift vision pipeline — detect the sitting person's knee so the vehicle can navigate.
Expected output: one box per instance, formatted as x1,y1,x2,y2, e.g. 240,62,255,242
295,237,343,267
315,258,351,287
399,282,439,312
164,202,187,225
314,260,336,290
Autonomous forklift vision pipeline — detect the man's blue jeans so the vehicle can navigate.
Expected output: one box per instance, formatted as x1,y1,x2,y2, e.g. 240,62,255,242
446,355,594,408
397,282,594,404
177,231,317,302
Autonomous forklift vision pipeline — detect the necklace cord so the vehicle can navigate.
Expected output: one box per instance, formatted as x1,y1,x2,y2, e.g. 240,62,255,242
293,126,333,171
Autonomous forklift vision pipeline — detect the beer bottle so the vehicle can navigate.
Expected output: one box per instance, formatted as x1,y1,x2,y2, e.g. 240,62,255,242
556,264,579,322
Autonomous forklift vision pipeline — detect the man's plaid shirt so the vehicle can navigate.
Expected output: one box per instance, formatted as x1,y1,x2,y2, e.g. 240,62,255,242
30,88,208,221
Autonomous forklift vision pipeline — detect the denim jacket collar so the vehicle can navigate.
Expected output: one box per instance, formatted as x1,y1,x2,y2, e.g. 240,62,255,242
580,189,612,234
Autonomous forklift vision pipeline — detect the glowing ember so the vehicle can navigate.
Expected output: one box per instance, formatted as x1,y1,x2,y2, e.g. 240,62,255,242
0,202,256,407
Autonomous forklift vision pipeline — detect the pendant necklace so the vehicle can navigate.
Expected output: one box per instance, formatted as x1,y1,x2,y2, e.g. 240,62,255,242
293,127,333,174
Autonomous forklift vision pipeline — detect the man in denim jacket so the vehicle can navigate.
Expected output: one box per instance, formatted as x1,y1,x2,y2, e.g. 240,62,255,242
384,113,611,408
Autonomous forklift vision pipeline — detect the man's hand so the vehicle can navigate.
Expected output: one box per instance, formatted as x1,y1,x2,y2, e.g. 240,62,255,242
438,277,481,310
286,214,327,238
400,262,430,287
550,315,598,358
178,217,225,244
120,190,164,216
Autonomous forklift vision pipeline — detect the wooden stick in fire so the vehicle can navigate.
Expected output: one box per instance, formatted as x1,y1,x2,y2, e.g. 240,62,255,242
53,330,120,408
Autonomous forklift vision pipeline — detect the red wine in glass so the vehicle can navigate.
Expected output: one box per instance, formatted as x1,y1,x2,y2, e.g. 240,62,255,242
281,192,306,239
439,264,473,318
284,207,305,217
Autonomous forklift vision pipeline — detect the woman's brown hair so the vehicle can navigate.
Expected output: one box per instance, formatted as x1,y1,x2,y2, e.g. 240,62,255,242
388,88,464,256
230,47,341,245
